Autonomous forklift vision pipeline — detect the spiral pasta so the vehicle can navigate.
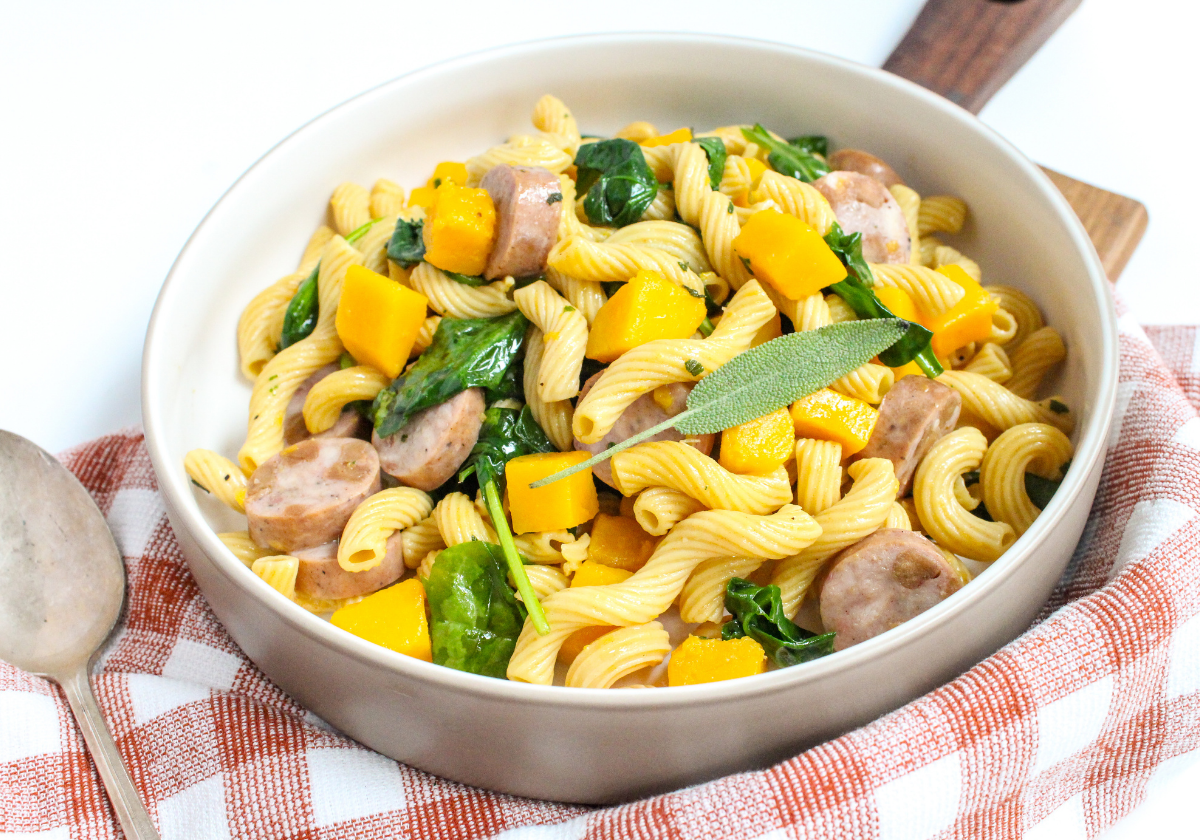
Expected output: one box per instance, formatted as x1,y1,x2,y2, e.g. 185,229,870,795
400,516,445,570
672,143,755,290
639,187,677,222
531,94,581,157
515,565,571,602
514,280,587,401
354,214,398,275
548,234,705,296
369,179,405,218
329,183,371,236
611,442,794,515
771,458,898,618
564,622,671,689
615,121,658,142
980,423,1073,536
918,195,968,237
411,316,440,357
1005,327,1066,399
338,488,434,573
434,492,496,546
793,438,843,516
754,171,836,235
466,135,573,186
523,327,574,452
914,427,1015,562
870,263,965,317
301,365,389,434
218,531,272,565
680,556,765,624
185,449,247,513
409,261,517,319
507,504,821,684
512,530,580,565
603,220,712,274
985,285,1044,349
963,342,1013,384
632,487,707,536
237,271,305,380
932,244,981,283
937,371,1073,434
829,363,894,405
251,555,299,600
884,502,912,531
889,184,921,263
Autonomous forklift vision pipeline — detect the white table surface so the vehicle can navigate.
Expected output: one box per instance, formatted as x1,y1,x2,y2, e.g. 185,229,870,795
2,0,1196,835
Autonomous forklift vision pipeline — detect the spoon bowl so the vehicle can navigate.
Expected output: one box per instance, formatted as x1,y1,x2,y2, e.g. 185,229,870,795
0,429,159,839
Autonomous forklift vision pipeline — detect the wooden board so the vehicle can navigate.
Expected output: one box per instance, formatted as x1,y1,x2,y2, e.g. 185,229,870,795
884,0,1147,280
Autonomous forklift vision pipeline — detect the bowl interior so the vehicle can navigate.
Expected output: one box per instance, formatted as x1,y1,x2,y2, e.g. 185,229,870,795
144,34,1114,700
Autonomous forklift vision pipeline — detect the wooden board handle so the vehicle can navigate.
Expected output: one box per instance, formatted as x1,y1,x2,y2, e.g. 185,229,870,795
884,0,1082,115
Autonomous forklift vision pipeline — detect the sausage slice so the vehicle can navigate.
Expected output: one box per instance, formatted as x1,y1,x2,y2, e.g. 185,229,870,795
820,528,964,650
373,387,485,491
246,438,381,552
574,372,715,488
855,376,961,497
481,165,562,280
283,364,369,445
827,149,904,188
812,170,911,264
293,536,405,602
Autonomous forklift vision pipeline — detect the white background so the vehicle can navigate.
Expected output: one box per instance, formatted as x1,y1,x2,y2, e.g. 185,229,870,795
2,0,1197,834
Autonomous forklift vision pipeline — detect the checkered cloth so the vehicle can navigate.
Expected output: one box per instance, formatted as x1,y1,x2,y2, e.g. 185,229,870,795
4,298,1200,840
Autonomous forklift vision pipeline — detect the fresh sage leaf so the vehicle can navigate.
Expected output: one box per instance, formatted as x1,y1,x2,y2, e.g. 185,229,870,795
722,577,836,667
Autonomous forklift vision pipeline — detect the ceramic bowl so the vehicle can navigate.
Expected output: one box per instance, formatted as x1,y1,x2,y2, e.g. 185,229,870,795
142,33,1117,803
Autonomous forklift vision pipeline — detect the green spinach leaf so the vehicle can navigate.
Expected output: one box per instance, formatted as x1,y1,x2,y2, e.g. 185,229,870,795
1026,464,1067,510
279,266,320,349
441,269,489,287
425,541,525,678
371,311,529,437
692,136,727,190
386,217,426,268
722,577,836,667
740,124,830,183
788,134,828,157
574,139,658,227
459,405,556,490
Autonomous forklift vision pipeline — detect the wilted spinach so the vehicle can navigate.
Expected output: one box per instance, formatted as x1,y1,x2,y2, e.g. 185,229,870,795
1026,461,1069,509
722,577,836,667
574,139,658,227
386,217,426,268
692,136,728,190
442,270,489,287
787,134,828,157
740,124,830,183
425,541,525,678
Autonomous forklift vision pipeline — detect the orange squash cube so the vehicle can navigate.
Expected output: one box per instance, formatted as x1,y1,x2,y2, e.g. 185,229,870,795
789,389,878,457
330,578,432,661
559,625,616,665
407,185,438,209
928,265,998,359
667,635,766,686
719,407,796,475
586,513,657,572
732,209,847,300
335,264,429,378
585,269,706,363
425,161,468,190
570,560,634,588
422,185,496,276
505,451,599,534
873,286,926,379
640,127,693,147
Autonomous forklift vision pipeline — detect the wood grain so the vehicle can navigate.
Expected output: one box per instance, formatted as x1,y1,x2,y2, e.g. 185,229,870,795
886,0,1148,280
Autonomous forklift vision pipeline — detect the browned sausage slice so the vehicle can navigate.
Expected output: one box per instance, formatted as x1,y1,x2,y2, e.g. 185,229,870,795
820,528,964,650
812,171,911,264
373,387,485,491
283,364,369,445
855,376,961,497
481,165,562,280
574,372,715,488
293,535,405,602
827,149,905,188
246,438,381,552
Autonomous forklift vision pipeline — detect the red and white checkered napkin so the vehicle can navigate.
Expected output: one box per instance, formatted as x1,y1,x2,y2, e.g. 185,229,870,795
5,298,1200,840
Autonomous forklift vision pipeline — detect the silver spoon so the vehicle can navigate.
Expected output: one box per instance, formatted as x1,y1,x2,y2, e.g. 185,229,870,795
0,430,159,839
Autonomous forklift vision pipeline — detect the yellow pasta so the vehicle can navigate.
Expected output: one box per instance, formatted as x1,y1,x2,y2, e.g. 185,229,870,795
614,121,658,142
793,438,843,516
466,135,573,186
985,285,1044,349
870,263,965,317
932,244,981,282
937,370,1073,434
770,458,898,618
545,267,607,326
219,531,272,565
236,271,305,380
298,225,336,275
354,214,398,275
411,316,440,357
329,182,371,236
884,502,912,530
604,220,712,274
369,179,405,218
512,530,581,565
302,365,389,435
251,555,299,600
531,94,581,157
830,363,894,405
185,449,247,513
754,171,836,235
338,488,434,573
548,233,705,296
672,142,754,290
515,564,571,602
564,622,671,689
523,326,574,451
963,342,1013,384
679,557,765,624
825,292,857,324
612,442,793,515
400,516,445,570
434,491,497,547
507,504,821,684
632,487,707,536
980,423,1073,536
639,187,677,221
918,195,968,237
409,261,517,319
719,155,753,197
1006,327,1066,399
889,183,921,263
514,280,587,401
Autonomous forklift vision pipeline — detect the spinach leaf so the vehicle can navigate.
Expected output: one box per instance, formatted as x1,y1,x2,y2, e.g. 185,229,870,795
1026,462,1068,510
740,124,830,183
279,266,320,349
692,136,727,190
386,217,426,268
459,405,556,489
425,541,525,678
485,363,524,404
442,269,489,287
823,223,943,376
722,577,836,667
788,134,828,157
574,139,659,227
371,311,529,437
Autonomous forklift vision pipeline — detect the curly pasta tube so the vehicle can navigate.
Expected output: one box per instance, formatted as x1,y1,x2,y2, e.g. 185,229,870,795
329,183,371,236
565,622,671,689
680,556,765,624
409,262,517,319
869,263,965,317
980,423,1073,536
545,267,606,326
611,441,793,515
369,179,405,218
531,94,581,157
523,327,574,451
302,365,390,434
400,516,444,569
674,143,755,290
185,449,247,513
719,155,753,197
466,135,573,186
298,225,336,275
507,504,821,684
760,282,830,330
251,555,299,600
985,285,1044,350
932,244,981,283
411,316,440,357
615,121,658,142
603,220,712,274
547,234,705,296
337,488,434,573
793,439,843,516
889,184,921,264
239,236,361,473
963,343,1013,384
918,195,968,237
218,531,273,565
640,187,677,221
830,363,894,405
514,280,587,401
633,487,707,536
512,530,580,565
915,427,1015,562
354,214,398,275
770,458,898,618
515,565,571,602
434,492,496,546
937,371,1073,434
885,502,912,530
1006,327,1066,399
753,171,837,235
237,271,305,380
572,278,775,442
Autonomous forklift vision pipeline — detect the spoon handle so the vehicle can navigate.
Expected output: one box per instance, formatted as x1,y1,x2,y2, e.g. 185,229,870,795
60,666,161,839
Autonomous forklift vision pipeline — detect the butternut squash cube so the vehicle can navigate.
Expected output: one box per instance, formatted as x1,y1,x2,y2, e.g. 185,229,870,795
744,156,768,190
587,513,657,572
789,388,878,457
335,264,429,379
570,560,634,588
330,578,432,661
667,635,766,686
719,407,796,475
559,625,616,665
426,160,468,189
422,185,497,276
506,451,599,534
407,185,438,209
640,127,693,147
732,208,847,300
929,265,998,359
873,286,926,380
585,269,706,363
